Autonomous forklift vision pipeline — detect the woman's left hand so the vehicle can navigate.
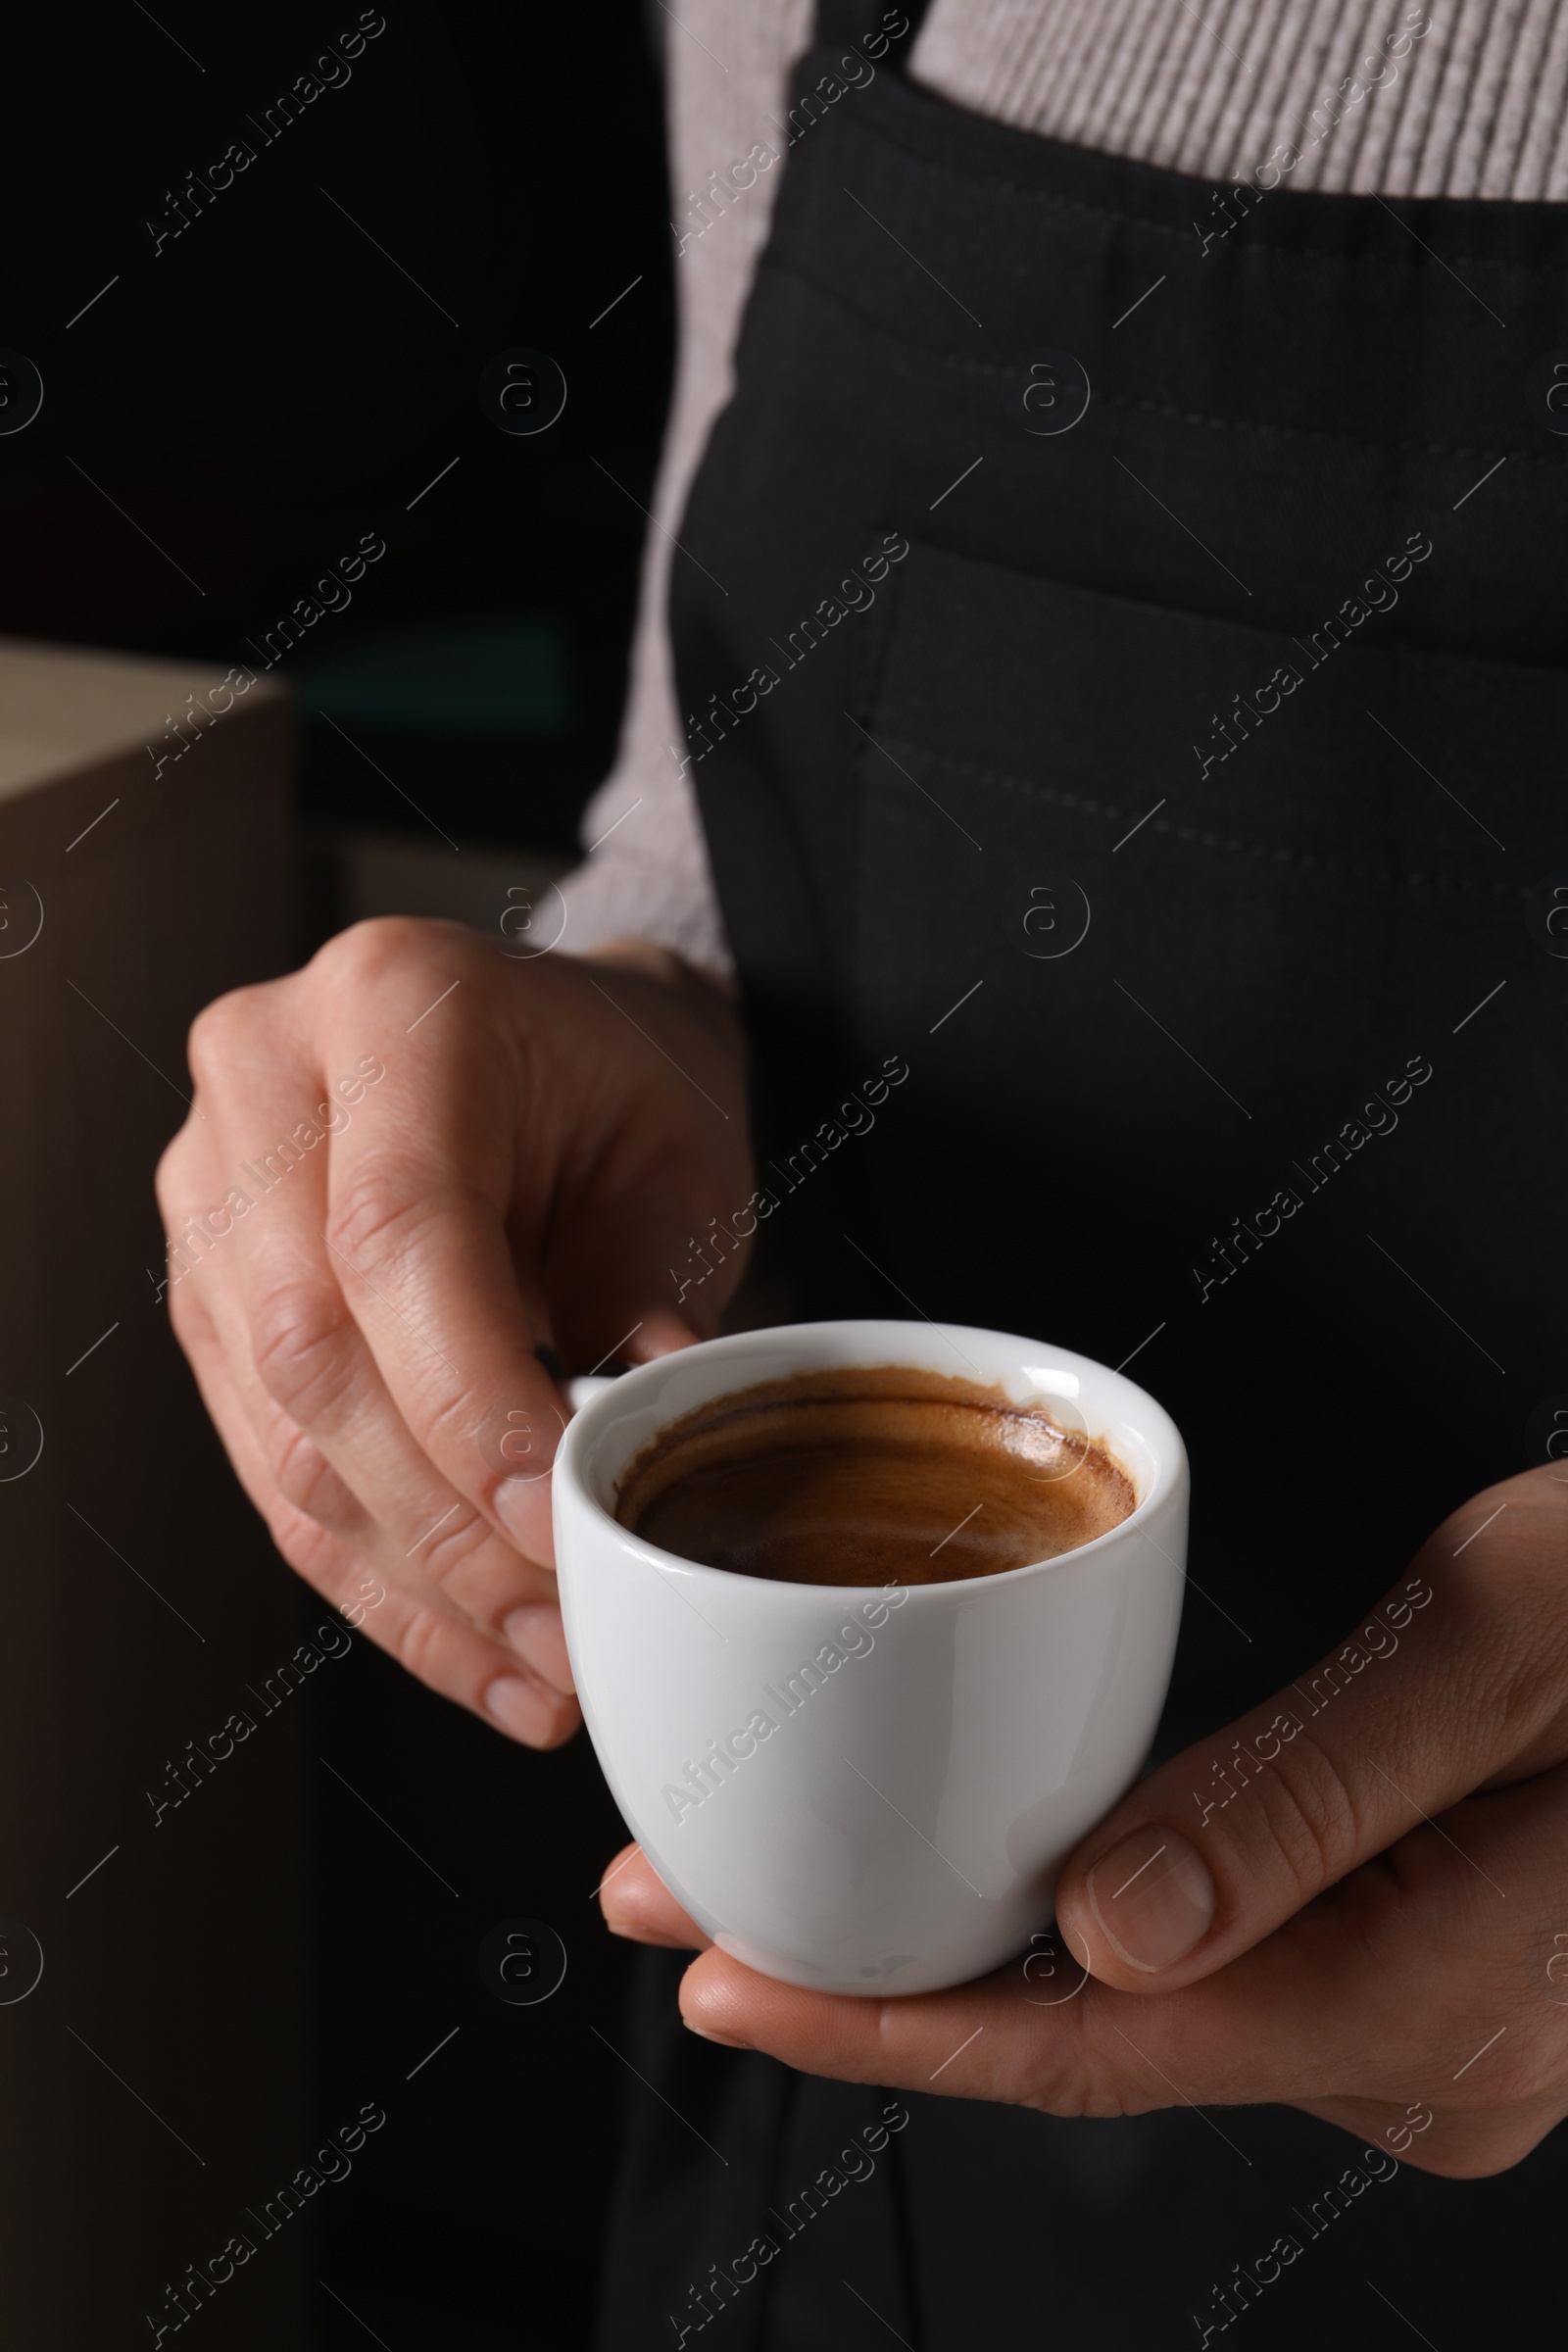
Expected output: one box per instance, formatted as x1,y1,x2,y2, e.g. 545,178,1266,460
600,1463,1568,2177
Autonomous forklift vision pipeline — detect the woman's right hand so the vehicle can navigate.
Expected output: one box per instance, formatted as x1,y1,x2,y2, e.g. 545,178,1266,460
155,917,753,1748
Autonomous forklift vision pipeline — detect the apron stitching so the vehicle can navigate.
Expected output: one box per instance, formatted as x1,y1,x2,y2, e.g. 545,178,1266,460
843,518,910,997
869,734,1517,898
758,257,1546,466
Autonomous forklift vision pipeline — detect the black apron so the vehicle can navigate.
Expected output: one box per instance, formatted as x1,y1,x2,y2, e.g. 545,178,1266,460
596,18,1568,2347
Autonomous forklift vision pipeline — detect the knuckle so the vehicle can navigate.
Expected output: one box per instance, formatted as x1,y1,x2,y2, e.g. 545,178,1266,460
392,1600,448,1689
165,1270,211,1345
251,1275,361,1425
323,1158,433,1271
423,1379,498,1458
313,914,465,994
1012,2003,1134,2121
427,1378,554,1478
1250,1731,1366,1898
154,1129,195,1220
186,986,261,1091
1017,2052,1139,2122
270,1421,355,1525
265,1495,341,1587
417,1508,494,1590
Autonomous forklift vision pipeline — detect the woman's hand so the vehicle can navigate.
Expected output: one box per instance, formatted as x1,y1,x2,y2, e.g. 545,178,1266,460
157,917,751,1747
601,1464,1568,2177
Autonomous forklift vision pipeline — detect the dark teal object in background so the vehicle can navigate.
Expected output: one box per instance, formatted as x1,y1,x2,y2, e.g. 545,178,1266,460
295,612,573,735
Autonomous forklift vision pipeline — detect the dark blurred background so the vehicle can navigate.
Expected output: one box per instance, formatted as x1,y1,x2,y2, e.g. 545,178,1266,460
2,0,673,860
1,3,675,2341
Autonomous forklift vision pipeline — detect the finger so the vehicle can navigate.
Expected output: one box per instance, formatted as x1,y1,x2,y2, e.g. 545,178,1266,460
679,1950,1025,2073
677,1770,1568,2173
1054,1468,1568,1991
539,1126,742,1369
500,1602,575,1695
173,1261,582,1747
599,1843,712,1950
184,984,567,1643
171,1263,373,1543
297,937,637,1564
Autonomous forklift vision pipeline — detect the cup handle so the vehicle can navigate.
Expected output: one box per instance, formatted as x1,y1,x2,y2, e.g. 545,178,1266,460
566,1374,619,1414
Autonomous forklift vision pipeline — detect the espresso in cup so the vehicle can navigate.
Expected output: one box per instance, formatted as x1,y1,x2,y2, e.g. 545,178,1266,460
559,1318,1188,1992
613,1363,1135,1587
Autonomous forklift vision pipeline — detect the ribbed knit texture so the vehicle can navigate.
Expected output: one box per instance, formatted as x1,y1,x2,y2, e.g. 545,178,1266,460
559,0,813,981
913,0,1568,200
561,3,1568,978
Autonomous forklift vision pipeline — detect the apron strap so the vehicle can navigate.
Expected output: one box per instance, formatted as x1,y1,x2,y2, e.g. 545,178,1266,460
813,0,932,54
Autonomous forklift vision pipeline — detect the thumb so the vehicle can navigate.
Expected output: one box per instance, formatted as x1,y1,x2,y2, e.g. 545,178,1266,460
1053,1541,1483,1992
505,1175,747,1567
496,1305,709,1569
544,1144,753,1371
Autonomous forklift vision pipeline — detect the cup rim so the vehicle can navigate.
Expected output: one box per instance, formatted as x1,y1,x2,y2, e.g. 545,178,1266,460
554,1318,1187,1598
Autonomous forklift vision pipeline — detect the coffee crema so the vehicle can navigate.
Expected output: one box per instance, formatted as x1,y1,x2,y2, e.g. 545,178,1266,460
613,1364,1136,1587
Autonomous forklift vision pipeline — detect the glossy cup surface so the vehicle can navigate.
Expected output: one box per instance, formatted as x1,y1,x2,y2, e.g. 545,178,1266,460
555,1320,1188,1996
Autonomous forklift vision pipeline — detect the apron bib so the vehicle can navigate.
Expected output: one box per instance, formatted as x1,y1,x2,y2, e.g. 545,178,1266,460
600,31,1568,2348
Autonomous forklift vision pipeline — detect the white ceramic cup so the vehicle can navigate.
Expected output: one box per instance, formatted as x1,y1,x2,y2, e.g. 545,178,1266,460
555,1319,1188,1997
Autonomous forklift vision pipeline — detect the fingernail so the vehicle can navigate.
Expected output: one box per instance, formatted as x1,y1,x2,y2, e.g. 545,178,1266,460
682,2018,751,2048
484,1673,556,1743
494,1476,556,1565
1087,1826,1215,1973
503,1604,575,1694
